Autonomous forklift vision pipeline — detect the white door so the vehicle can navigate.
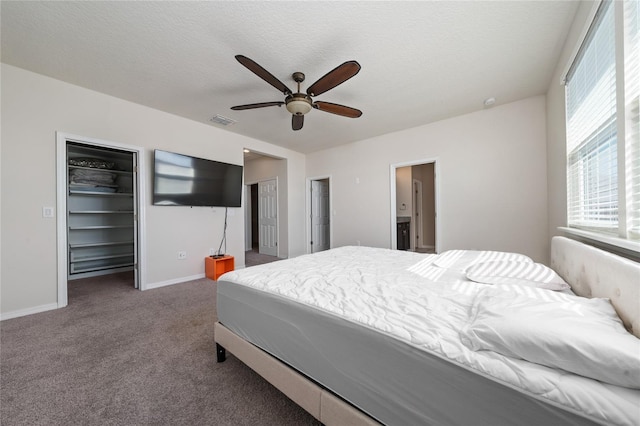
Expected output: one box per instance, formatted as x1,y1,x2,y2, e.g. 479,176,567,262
258,179,277,256
311,180,330,252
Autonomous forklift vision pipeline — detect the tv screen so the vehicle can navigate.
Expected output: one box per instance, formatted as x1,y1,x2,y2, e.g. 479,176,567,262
153,149,243,207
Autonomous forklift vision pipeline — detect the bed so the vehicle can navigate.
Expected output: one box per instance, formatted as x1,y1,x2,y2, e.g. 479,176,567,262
214,236,640,425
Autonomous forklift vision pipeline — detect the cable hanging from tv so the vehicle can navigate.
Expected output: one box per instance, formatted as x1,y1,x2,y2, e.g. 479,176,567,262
214,207,228,258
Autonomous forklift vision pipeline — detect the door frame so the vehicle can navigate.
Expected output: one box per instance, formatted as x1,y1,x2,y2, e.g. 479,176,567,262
389,159,439,252
244,177,279,257
412,178,423,251
56,132,147,308
244,183,255,251
306,175,333,254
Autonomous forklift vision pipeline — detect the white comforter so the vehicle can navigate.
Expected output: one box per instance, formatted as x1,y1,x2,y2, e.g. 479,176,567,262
221,246,640,426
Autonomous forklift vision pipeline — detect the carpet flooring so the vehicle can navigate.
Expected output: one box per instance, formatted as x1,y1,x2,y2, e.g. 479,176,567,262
244,250,280,267
0,273,320,426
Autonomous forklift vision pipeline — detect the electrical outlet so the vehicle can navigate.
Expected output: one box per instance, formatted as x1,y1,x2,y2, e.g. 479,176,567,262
209,248,216,256
177,251,187,260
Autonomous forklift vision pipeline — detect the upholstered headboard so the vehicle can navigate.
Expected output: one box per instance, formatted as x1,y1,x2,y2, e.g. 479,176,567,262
551,236,640,338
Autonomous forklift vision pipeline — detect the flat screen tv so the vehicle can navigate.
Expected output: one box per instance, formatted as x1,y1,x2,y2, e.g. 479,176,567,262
153,149,243,207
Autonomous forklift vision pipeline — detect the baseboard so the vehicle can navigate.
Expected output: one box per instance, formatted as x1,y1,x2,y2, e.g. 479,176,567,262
2,273,211,319
0,302,59,321
3,273,224,319
144,273,205,290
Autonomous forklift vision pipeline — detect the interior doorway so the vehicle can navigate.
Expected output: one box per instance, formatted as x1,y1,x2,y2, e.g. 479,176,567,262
413,179,424,251
56,132,146,309
307,177,331,253
243,149,287,266
248,184,259,250
390,160,438,252
311,178,330,253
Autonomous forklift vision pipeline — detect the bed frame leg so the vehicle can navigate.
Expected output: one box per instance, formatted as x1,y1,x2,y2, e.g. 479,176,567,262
216,343,226,362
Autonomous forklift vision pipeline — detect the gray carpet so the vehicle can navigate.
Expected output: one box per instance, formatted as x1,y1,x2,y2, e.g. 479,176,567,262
244,250,280,267
0,272,320,426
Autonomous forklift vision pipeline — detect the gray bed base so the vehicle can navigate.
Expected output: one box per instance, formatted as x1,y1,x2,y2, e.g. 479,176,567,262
215,322,380,426
214,284,597,426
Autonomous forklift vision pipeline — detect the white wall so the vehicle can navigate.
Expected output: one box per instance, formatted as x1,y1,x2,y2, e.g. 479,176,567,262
0,64,306,317
306,95,550,263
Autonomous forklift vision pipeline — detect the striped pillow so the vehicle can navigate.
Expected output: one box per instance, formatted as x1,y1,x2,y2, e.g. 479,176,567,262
433,250,532,271
465,260,570,291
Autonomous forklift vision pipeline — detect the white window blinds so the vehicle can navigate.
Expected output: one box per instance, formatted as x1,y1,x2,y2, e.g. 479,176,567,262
565,0,640,244
625,0,640,240
566,0,617,233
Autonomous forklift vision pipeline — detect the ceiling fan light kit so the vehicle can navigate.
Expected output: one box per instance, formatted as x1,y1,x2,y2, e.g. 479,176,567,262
231,55,362,131
285,93,313,115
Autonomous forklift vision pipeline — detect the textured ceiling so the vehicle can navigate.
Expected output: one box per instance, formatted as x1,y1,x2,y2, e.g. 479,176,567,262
1,1,579,154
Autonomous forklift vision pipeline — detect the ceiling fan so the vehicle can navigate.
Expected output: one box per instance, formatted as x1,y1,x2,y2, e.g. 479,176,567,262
231,55,362,131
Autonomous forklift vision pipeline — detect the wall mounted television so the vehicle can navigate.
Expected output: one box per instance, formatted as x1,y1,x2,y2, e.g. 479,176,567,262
153,149,243,207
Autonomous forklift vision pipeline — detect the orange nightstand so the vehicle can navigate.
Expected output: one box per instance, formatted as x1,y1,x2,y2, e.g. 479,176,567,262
205,255,235,281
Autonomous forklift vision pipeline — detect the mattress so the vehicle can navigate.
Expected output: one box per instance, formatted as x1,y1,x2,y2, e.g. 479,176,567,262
217,246,640,425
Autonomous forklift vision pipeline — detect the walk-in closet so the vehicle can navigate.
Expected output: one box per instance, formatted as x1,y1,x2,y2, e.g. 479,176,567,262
66,141,138,287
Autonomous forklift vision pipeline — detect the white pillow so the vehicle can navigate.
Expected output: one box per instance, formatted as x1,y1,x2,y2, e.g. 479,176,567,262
465,260,570,291
433,250,532,271
460,287,640,389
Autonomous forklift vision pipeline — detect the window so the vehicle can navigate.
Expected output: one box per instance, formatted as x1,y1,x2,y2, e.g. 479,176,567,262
565,0,640,248
624,0,640,241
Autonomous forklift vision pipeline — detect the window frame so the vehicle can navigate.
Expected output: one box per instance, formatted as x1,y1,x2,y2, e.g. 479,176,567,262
562,0,640,255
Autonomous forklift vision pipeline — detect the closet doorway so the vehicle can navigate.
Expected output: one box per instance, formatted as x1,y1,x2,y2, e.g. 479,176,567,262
390,159,439,252
56,133,146,308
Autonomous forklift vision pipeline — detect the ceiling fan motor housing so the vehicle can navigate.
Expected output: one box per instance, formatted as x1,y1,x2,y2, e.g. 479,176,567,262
285,93,313,115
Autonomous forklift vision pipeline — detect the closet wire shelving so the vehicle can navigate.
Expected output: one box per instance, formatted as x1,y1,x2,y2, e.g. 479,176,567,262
66,144,136,277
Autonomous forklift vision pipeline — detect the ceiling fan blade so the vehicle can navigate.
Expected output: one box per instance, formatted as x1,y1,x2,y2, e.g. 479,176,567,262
235,55,292,95
292,114,304,131
313,101,362,118
306,61,361,97
230,101,284,111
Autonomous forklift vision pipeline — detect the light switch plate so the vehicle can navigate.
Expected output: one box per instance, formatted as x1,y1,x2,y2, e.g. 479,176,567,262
42,207,55,218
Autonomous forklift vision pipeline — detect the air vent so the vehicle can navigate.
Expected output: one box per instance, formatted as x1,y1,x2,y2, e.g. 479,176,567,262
209,114,237,126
